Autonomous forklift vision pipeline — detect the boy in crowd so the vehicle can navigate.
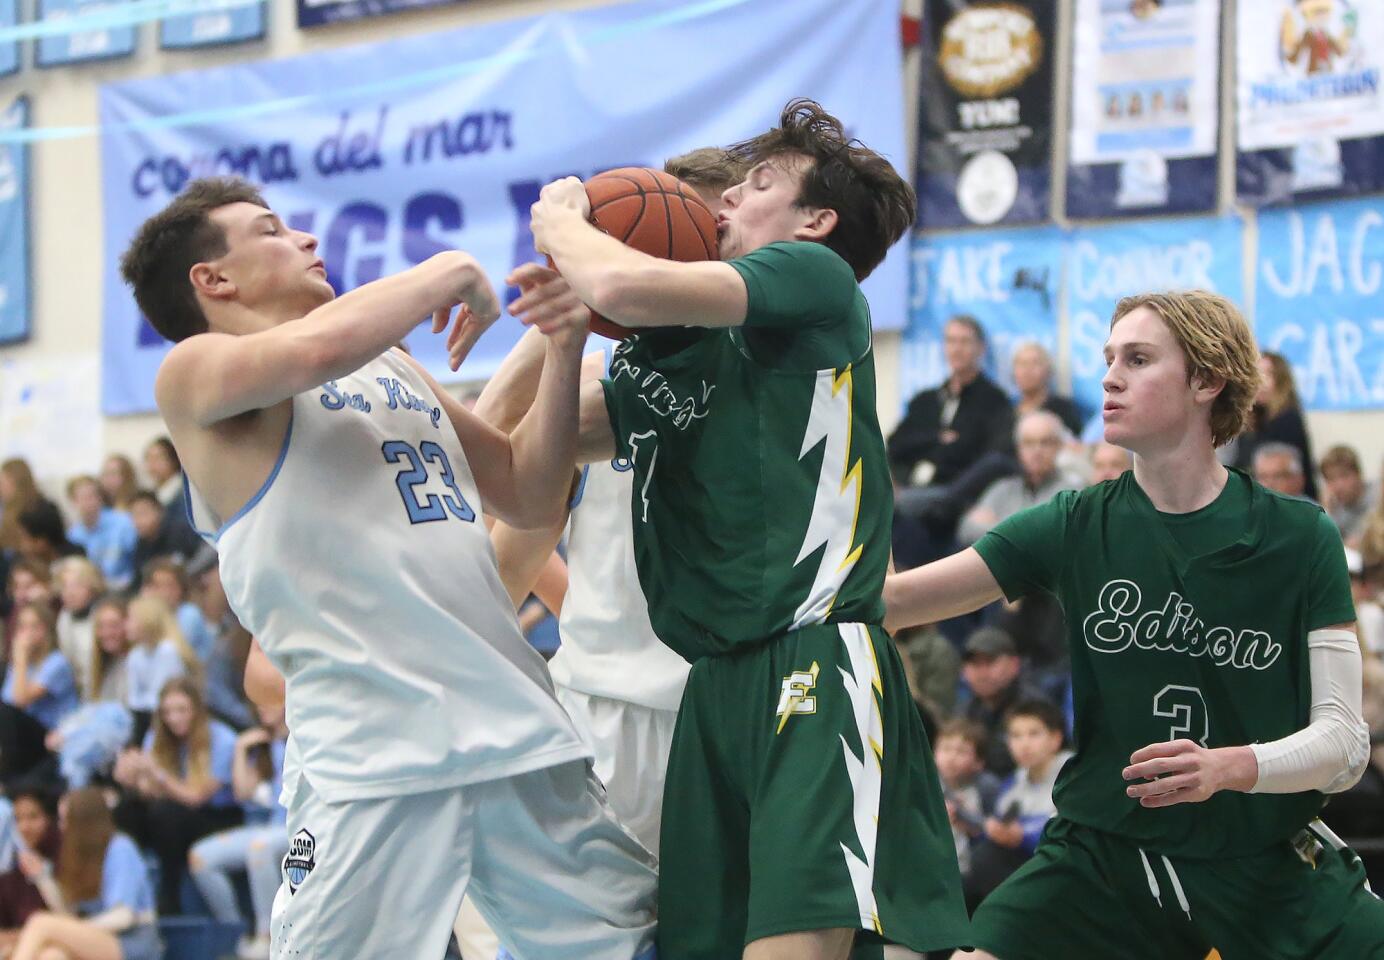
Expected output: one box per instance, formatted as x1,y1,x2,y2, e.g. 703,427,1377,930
934,719,1001,879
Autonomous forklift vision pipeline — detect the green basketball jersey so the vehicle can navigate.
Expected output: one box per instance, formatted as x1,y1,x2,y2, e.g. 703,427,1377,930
600,241,892,661
974,469,1355,859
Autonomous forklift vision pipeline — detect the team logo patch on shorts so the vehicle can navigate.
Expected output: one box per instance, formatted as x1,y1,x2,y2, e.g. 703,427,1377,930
775,660,820,734
283,829,316,895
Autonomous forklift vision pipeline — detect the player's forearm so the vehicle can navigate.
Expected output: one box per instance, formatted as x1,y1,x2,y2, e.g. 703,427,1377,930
472,327,548,432
504,335,585,528
491,519,568,609
882,548,1006,633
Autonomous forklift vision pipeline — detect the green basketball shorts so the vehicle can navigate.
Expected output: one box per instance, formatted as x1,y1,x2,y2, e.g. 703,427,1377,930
972,816,1384,960
656,621,970,960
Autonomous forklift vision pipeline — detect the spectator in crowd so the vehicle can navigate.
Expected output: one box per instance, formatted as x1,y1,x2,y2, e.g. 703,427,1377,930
65,476,138,593
1087,441,1131,484
88,596,131,705
889,316,1016,565
1350,547,1384,658
958,627,1050,778
140,559,214,664
0,789,62,953
1253,441,1309,499
123,597,195,743
99,455,140,513
55,558,106,703
0,459,47,557
127,492,202,591
144,437,196,549
1233,351,1318,500
958,411,1083,546
4,560,56,647
115,678,242,916
11,787,161,960
15,501,83,569
965,699,1074,907
934,719,1001,883
895,622,961,728
2,601,79,784
189,700,290,960
1011,341,1083,437
1319,445,1375,545
191,558,254,731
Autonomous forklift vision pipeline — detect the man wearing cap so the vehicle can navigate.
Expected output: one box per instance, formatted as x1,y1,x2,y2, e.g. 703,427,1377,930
959,627,1054,777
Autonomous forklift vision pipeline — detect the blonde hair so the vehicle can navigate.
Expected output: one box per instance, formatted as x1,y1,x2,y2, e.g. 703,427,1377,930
1257,351,1301,421
57,556,106,599
663,147,750,194
150,677,213,789
1111,291,1260,448
100,455,139,511
125,595,200,680
0,459,41,551
89,595,129,701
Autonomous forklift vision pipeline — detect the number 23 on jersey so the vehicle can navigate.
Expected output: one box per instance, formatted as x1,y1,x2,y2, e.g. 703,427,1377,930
382,440,476,524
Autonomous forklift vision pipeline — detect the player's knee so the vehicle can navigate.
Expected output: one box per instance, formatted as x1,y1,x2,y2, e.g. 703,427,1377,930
188,850,206,872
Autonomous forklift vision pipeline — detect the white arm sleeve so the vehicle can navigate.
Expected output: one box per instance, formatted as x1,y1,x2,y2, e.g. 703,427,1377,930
1249,629,1371,795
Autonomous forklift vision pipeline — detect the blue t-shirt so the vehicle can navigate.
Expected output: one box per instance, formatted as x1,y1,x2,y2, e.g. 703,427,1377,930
68,509,138,591
100,833,155,916
141,719,239,809
2,650,78,730
124,641,185,713
176,603,214,664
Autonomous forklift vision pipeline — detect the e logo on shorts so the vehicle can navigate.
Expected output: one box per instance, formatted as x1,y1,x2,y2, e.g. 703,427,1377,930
284,829,317,895
776,661,820,735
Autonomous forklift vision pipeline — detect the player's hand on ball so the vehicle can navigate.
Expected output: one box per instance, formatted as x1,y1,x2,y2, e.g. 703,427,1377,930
507,262,591,345
530,177,591,254
1123,739,1257,807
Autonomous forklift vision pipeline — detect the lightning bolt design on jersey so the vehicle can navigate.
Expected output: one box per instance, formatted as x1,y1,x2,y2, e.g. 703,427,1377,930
791,365,864,629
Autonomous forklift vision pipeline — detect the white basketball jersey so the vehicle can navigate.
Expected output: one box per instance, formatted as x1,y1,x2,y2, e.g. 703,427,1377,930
548,348,690,713
187,350,588,803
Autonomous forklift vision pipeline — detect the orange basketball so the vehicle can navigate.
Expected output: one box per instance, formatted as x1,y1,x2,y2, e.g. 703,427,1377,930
580,167,720,340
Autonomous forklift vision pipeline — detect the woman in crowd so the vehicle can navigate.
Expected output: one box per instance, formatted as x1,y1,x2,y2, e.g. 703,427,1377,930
1234,350,1318,500
115,678,241,916
10,787,161,960
98,457,139,514
1011,341,1083,437
0,790,62,954
4,560,56,651
0,459,46,557
45,596,135,790
189,701,290,960
139,561,213,665
2,602,79,786
55,560,106,703
121,598,194,744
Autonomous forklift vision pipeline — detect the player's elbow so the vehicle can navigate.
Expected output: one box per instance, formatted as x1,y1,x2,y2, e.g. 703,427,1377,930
1324,716,1372,794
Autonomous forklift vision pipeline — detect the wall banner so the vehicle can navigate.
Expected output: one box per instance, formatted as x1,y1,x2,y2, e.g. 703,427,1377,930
915,0,1056,229
36,0,136,67
161,1,264,49
0,96,31,346
1238,0,1384,205
1256,197,1384,410
99,0,909,414
297,0,459,29
1067,0,1221,219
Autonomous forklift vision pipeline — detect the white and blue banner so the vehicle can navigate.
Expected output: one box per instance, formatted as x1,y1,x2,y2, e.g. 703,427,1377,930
37,0,136,66
0,97,31,345
1066,216,1244,412
0,0,17,77
1256,197,1384,410
98,0,908,415
902,226,1063,408
297,0,458,28
161,1,264,48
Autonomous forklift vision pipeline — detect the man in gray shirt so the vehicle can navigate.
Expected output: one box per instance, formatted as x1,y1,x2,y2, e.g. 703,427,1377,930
1321,444,1376,544
958,410,1083,545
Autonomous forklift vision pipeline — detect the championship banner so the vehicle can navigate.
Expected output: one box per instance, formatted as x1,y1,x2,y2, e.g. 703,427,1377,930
1067,0,1221,219
297,0,459,28
915,0,1056,228
1065,216,1244,414
161,1,264,48
37,0,136,66
0,96,30,345
99,0,909,415
1256,197,1384,410
1238,0,1384,205
901,226,1064,409
0,0,17,77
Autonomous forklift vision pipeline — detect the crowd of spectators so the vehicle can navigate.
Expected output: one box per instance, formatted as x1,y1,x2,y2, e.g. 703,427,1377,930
891,315,1384,910
0,439,274,960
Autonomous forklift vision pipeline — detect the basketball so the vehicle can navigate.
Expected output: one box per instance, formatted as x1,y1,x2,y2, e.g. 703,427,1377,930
578,166,720,340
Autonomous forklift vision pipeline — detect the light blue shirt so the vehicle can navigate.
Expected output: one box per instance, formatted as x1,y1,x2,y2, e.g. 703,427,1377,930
177,603,215,664
124,641,185,713
101,833,155,915
143,719,239,809
2,650,78,730
67,509,138,591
